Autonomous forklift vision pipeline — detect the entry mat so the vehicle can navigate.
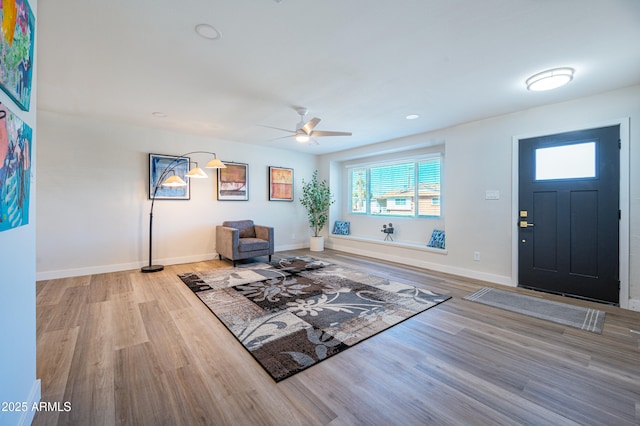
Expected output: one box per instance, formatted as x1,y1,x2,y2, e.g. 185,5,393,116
465,287,605,334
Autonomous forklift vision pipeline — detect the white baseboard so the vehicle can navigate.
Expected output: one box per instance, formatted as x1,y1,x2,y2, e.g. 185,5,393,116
36,244,311,281
328,239,512,286
627,298,640,312
18,379,41,426
275,242,309,251
36,253,219,280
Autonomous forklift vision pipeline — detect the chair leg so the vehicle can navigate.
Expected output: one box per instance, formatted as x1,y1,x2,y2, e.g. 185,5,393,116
269,255,272,262
233,260,237,267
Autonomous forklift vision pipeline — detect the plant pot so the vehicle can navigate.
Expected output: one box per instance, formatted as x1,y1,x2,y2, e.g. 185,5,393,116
309,236,324,252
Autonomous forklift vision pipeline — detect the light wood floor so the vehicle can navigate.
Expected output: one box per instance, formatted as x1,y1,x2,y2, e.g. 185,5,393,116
33,249,640,425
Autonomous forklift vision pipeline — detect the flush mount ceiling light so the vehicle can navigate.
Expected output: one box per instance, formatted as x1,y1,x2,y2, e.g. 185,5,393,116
526,67,574,91
405,114,420,120
195,24,221,40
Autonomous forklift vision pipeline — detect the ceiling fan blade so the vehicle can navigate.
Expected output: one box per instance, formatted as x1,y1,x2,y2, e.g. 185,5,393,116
269,134,295,141
310,130,352,137
257,124,297,133
301,117,321,135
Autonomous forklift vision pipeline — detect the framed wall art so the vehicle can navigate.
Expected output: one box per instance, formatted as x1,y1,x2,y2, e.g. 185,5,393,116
0,0,35,111
269,166,293,201
217,161,248,200
149,153,190,200
0,102,33,232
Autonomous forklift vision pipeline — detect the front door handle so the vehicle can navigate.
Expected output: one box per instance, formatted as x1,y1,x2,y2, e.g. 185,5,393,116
519,221,534,228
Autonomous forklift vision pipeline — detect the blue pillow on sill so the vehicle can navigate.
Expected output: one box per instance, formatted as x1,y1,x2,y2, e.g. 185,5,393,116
427,229,445,249
333,221,351,235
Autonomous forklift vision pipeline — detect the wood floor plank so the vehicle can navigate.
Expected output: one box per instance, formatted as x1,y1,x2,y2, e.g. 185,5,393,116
110,291,149,351
54,300,116,426
32,249,640,425
37,327,79,399
114,342,170,425
128,271,161,305
42,286,90,332
159,365,228,426
137,300,192,372
88,271,131,304
36,276,91,307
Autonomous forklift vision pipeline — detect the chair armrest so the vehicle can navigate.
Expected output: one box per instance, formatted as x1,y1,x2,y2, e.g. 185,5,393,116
255,225,275,254
254,225,273,241
216,226,240,258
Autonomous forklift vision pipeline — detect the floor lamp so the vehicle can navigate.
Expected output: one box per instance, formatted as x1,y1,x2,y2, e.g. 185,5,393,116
141,151,225,273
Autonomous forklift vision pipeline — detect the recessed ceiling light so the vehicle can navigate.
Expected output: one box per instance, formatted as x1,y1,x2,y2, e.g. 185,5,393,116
526,67,574,91
195,24,221,40
152,112,167,118
405,114,420,120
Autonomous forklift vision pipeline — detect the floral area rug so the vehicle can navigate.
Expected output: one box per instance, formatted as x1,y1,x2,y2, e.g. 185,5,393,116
178,256,450,382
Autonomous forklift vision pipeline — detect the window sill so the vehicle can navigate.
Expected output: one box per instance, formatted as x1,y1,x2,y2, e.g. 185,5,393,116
329,234,448,255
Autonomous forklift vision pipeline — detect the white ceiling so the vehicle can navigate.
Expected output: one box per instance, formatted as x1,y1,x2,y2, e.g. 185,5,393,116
37,0,640,155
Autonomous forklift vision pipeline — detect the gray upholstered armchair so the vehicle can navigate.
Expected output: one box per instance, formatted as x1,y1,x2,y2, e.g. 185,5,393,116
215,220,274,266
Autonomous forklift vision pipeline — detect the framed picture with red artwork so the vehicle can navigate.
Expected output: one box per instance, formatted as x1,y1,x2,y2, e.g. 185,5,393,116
269,166,293,201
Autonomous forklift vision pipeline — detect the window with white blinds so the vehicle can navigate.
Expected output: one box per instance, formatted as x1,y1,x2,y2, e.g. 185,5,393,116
349,156,441,217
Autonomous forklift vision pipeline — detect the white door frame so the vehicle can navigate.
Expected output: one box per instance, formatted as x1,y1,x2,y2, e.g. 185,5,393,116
511,117,630,308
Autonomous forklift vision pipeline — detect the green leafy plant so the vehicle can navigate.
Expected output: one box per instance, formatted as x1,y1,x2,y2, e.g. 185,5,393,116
300,170,334,237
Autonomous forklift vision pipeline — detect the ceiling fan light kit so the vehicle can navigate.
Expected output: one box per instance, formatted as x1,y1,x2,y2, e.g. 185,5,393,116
262,106,352,145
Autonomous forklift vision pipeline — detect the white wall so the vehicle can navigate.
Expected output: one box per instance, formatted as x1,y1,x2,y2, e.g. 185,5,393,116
322,85,640,310
0,1,40,425
36,112,316,279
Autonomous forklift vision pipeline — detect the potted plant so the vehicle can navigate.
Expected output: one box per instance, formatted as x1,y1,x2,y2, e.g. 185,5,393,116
300,170,334,251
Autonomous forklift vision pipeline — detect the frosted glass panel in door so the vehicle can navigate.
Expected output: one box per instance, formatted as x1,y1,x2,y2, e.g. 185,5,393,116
535,142,596,180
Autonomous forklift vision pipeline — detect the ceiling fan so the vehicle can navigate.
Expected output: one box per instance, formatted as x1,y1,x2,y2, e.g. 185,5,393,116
261,107,352,144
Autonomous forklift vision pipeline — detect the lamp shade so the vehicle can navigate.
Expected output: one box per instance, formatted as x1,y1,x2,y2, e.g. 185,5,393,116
162,175,187,187
526,67,574,91
296,134,310,143
205,158,226,168
186,167,208,178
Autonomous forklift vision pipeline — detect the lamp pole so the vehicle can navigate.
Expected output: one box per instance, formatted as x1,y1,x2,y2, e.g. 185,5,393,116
141,151,224,273
141,173,169,273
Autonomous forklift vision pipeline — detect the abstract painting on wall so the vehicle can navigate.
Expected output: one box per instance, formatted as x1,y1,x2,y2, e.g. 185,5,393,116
0,0,35,111
269,166,293,201
149,153,190,200
0,103,32,232
217,162,248,200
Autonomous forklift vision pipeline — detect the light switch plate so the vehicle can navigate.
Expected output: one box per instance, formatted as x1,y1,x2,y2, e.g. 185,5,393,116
485,190,500,200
